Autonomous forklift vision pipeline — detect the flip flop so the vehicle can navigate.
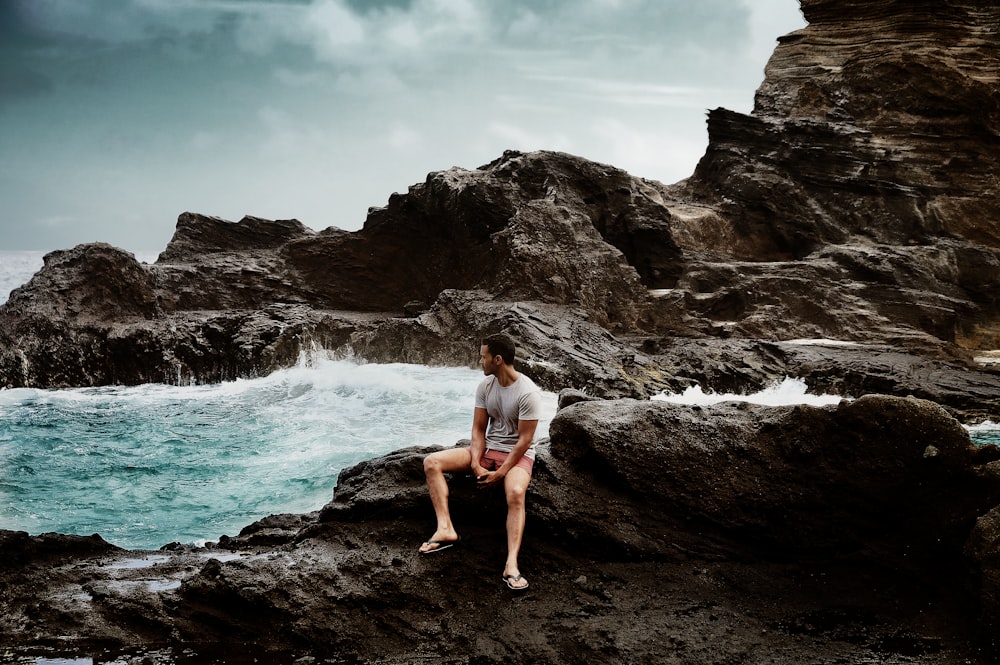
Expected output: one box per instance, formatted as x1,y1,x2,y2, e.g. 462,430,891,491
418,537,459,554
503,573,529,591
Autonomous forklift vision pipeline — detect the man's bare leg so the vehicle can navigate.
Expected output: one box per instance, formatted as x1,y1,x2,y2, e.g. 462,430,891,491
419,447,472,553
501,466,531,589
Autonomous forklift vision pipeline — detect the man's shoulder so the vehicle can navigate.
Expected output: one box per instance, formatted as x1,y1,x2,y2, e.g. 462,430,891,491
476,374,498,398
513,372,541,394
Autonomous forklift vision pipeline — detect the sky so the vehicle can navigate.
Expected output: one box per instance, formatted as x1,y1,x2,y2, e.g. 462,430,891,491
0,0,805,253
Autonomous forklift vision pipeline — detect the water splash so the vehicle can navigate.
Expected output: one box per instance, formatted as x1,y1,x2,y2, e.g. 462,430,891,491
652,377,845,407
967,420,1000,447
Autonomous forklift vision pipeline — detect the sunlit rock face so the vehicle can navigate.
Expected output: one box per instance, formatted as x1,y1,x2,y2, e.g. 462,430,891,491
682,0,1000,256
664,0,1000,351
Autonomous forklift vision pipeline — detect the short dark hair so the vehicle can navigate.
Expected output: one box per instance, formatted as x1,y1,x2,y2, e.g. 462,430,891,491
482,333,516,365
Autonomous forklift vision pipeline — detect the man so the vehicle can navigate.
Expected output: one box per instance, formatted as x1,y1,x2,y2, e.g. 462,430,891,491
419,333,543,591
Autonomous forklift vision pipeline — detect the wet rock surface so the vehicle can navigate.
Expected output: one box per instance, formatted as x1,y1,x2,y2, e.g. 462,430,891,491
2,0,1000,662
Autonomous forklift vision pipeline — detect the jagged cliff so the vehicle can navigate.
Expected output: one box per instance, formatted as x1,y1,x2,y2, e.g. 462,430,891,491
689,0,1000,254
670,0,1000,349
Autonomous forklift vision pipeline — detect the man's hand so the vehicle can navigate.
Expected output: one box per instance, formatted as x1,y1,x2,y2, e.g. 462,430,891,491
476,469,504,487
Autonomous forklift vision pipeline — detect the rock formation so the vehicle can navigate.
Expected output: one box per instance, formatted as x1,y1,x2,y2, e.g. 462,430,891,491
3,0,1000,662
673,0,1000,351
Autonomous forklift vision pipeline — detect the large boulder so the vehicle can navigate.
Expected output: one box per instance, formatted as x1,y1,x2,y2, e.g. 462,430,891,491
543,395,994,562
2,243,159,322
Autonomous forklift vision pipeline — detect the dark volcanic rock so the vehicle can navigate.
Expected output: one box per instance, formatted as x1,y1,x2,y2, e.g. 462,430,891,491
2,146,999,410
667,0,1000,349
683,0,1000,255
967,501,1000,639
0,151,681,392
1,395,998,663
158,213,314,262
4,243,159,322
0,530,121,570
544,395,988,562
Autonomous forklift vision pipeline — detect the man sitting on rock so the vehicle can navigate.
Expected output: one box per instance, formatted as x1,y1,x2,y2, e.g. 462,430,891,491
419,333,543,591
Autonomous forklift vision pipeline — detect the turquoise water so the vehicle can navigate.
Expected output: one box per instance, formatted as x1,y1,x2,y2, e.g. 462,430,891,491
968,421,1000,447
0,358,556,550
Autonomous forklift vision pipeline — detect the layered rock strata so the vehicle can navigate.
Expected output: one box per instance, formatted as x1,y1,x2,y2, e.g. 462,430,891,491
678,0,1000,349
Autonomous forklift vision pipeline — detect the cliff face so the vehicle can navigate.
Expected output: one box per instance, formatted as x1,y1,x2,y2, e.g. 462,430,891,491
685,0,1000,255
669,0,1000,350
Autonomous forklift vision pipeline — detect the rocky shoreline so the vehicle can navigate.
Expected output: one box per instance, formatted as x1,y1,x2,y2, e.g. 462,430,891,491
3,394,1000,664
3,0,1000,662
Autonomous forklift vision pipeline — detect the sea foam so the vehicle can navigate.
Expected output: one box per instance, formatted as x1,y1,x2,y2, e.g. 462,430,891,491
652,376,845,407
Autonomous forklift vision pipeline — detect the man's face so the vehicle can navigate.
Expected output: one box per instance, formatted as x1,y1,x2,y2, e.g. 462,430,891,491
479,344,498,375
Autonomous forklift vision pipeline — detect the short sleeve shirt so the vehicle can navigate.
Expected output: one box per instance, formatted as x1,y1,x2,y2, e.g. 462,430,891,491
474,373,543,459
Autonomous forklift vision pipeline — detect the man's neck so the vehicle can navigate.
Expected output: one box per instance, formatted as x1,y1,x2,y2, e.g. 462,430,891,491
495,365,520,388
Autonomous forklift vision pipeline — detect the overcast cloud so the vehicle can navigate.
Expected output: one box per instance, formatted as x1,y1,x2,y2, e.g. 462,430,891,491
0,0,805,253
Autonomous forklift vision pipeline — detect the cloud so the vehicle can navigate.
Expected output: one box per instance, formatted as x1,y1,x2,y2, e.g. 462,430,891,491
5,0,772,101
746,0,806,65
0,0,807,251
385,123,424,150
591,116,708,181
0,67,53,103
488,122,576,155
11,0,217,44
256,106,328,158
523,74,720,109
272,67,331,88
190,131,222,151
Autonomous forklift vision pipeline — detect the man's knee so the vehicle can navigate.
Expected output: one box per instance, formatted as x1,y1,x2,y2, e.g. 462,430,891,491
423,453,442,475
505,481,527,506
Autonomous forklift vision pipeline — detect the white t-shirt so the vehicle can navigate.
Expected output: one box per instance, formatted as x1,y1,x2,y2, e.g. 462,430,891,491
475,373,543,459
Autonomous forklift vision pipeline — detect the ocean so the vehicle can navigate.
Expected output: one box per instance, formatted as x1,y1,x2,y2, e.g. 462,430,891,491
0,250,997,551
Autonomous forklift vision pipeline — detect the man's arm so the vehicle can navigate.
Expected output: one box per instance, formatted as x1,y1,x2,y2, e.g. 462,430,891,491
469,406,489,476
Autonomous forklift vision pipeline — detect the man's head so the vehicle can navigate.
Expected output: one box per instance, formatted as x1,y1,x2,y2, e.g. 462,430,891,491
480,333,516,374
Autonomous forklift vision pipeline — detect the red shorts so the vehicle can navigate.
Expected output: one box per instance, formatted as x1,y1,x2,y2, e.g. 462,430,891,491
480,449,534,476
